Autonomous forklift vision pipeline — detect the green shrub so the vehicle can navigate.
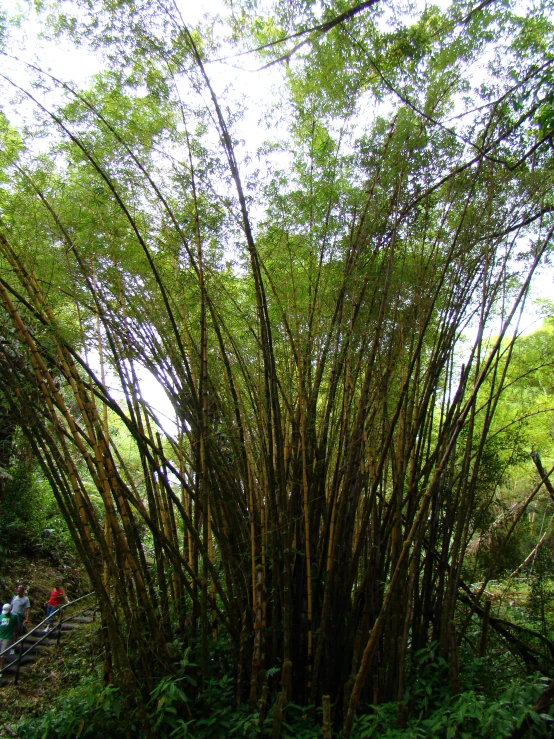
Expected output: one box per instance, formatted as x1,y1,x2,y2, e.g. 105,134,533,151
16,681,126,739
13,656,554,738
352,674,554,738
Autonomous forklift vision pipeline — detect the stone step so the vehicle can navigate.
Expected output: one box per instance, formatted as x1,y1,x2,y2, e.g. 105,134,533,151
11,631,68,654
0,655,37,674
12,643,49,656
16,633,51,643
0,604,95,686
32,630,60,639
33,623,77,633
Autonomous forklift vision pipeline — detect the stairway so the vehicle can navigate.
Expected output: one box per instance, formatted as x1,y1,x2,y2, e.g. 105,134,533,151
0,611,95,687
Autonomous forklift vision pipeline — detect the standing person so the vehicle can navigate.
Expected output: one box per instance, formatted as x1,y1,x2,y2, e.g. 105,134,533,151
44,581,69,631
10,585,30,632
0,604,18,672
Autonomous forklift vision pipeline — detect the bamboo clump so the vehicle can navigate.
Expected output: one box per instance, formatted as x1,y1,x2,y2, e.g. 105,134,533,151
0,17,553,735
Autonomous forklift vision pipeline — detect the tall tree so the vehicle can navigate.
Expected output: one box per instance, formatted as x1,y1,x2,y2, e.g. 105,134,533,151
1,0,554,733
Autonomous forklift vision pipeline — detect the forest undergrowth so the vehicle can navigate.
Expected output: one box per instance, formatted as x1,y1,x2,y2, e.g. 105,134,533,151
3,556,554,739
7,622,554,739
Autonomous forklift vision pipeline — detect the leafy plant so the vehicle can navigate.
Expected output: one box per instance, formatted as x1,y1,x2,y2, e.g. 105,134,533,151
352,674,554,739
16,681,125,739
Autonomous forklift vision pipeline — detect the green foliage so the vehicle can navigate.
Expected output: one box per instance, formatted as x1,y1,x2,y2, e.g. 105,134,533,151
15,681,125,739
0,409,76,561
13,646,554,739
526,545,554,639
353,678,552,737
0,111,22,177
0,452,49,556
0,428,76,561
14,673,554,739
346,644,554,737
353,674,554,738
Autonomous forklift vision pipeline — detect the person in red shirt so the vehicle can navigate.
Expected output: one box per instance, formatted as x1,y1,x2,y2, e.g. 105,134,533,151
44,581,69,632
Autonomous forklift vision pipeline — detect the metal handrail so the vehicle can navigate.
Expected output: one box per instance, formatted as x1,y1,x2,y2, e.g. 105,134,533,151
0,592,94,683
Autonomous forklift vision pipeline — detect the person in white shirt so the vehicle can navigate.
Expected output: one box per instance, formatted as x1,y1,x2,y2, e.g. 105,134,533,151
10,585,30,631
